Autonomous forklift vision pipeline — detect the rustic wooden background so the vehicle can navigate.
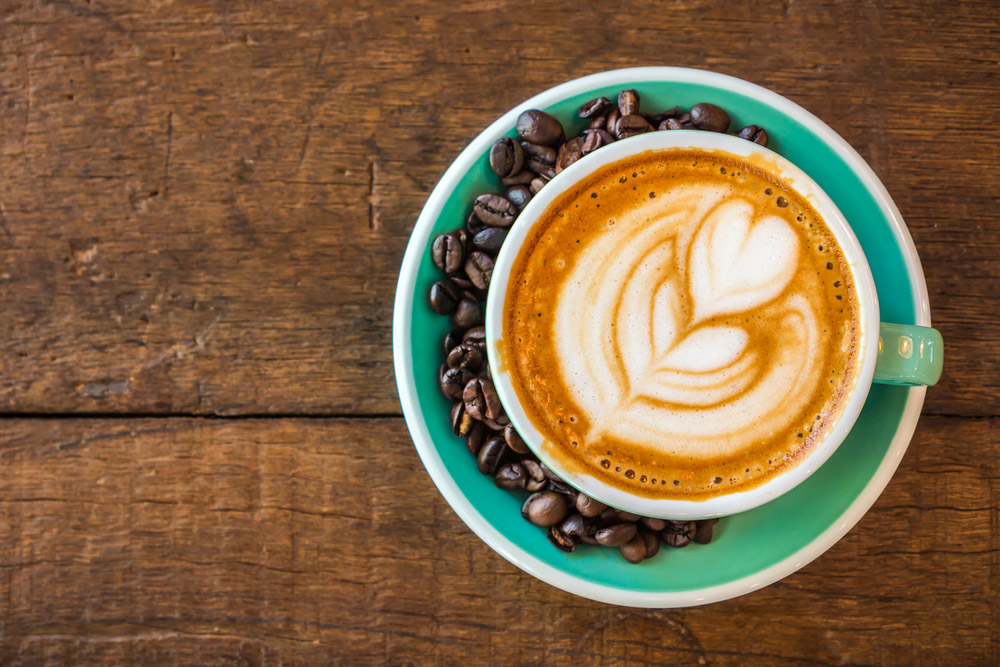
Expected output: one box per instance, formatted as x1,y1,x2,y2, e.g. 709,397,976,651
1,0,998,664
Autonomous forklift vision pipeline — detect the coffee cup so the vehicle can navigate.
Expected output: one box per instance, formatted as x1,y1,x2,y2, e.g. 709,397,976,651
485,129,942,519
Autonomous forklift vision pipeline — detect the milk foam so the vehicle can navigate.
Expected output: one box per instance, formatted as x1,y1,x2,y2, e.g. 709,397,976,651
553,184,821,460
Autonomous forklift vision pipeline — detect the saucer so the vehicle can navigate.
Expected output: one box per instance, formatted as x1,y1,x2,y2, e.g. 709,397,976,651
392,67,930,607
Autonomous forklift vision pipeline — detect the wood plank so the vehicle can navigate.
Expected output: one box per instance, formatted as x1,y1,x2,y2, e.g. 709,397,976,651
1,0,998,416
0,416,996,664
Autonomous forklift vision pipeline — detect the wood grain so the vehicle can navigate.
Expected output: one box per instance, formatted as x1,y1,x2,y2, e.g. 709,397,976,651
0,416,997,665
1,0,997,416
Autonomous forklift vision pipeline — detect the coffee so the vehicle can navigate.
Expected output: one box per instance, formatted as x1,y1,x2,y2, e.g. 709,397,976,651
501,148,862,500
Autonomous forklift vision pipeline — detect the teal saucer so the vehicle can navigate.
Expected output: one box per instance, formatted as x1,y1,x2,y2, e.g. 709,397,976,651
392,68,930,607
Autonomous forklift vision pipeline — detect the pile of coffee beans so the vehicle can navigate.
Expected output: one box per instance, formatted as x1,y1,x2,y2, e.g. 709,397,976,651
428,89,765,562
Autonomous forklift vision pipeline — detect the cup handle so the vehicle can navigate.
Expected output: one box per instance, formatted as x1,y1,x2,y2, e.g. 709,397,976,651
873,322,944,386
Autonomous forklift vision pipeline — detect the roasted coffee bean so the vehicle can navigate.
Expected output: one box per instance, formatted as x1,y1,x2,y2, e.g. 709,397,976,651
495,462,527,489
463,377,502,422
521,492,542,520
620,533,647,563
503,423,530,455
472,227,508,254
597,507,620,526
505,184,532,211
450,400,475,437
529,177,548,194
466,421,488,455
500,170,536,186
473,193,517,227
547,478,576,498
641,528,660,559
690,102,731,132
617,511,641,523
464,251,494,290
616,113,653,139
660,118,683,131
738,124,769,146
462,326,486,351
606,108,620,136
525,491,569,527
548,525,578,552
555,136,585,174
477,435,507,475
539,462,562,482
446,343,483,372
451,296,482,328
443,328,464,356
440,365,473,401
693,518,719,544
640,517,666,532
482,412,508,430
559,513,588,537
662,520,696,548
581,130,608,155
575,494,607,518
516,109,565,146
617,89,640,116
431,232,466,275
489,137,525,178
587,115,607,130
647,106,681,126
466,209,487,236
579,96,613,118
521,459,547,492
595,523,638,547
428,279,460,315
521,141,557,179
580,534,601,546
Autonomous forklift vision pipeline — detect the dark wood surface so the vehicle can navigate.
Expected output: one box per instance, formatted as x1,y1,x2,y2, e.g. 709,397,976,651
1,0,997,663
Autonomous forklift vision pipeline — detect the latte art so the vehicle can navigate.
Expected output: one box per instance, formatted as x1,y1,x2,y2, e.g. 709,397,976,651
503,150,861,499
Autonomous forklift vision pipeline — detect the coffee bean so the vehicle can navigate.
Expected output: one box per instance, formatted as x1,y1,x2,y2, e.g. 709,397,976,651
449,400,473,438
451,296,482,328
521,492,542,520
516,109,564,146
641,528,661,559
546,478,576,498
446,343,483,372
662,520,696,548
477,435,507,475
464,251,494,290
555,136,585,174
690,102,731,132
525,491,569,526
647,106,681,126
463,377,502,422
617,511,641,523
738,124,769,146
471,227,507,254
489,137,524,178
443,328,464,356
693,518,719,544
597,507,620,526
580,534,600,546
431,232,466,275
578,96,613,118
500,170,536,186
575,493,607,518
559,513,589,538
505,184,532,211
521,141,557,179
473,193,517,227
617,89,640,116
595,523,638,547
440,365,473,401
620,532,647,563
462,326,486,351
548,525,578,552
606,108,620,136
640,517,666,532
616,114,653,139
428,279,460,315
521,459,547,492
581,130,609,155
529,177,548,194
495,462,527,489
503,423,530,454
466,209,487,236
587,115,607,130
466,421,488,455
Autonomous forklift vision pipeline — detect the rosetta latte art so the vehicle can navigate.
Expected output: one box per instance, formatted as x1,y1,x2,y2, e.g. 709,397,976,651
554,188,822,460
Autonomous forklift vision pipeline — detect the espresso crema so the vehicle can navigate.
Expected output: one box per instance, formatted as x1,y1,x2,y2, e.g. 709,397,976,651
501,149,862,500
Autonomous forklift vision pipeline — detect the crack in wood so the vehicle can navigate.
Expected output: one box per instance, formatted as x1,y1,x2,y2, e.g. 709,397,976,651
163,111,174,198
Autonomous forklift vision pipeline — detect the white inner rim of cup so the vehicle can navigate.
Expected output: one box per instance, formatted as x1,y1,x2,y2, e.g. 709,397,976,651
486,130,880,519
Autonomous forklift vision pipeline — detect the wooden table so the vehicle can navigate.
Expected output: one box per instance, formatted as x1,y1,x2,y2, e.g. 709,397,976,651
1,1,997,663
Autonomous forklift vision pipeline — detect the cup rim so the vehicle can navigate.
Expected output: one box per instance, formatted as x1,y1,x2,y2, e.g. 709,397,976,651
393,66,930,607
485,130,880,519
